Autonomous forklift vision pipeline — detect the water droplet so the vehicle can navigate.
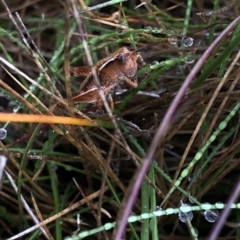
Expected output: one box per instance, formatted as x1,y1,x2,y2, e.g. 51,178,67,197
8,100,17,107
204,209,219,223
153,206,162,216
152,27,159,33
41,13,45,21
120,21,127,27
215,201,224,209
51,164,58,171
168,36,178,45
0,128,7,140
0,91,5,97
27,150,36,155
166,29,175,36
187,174,197,182
29,84,36,91
185,54,195,64
63,237,71,240
178,203,193,223
5,94,12,100
192,227,198,237
154,206,162,212
77,213,81,224
189,195,197,203
202,202,212,209
116,21,127,35
188,175,193,182
185,59,195,64
0,156,7,180
157,28,163,33
116,28,124,35
182,36,194,47
13,105,20,113
166,30,178,45
143,26,152,32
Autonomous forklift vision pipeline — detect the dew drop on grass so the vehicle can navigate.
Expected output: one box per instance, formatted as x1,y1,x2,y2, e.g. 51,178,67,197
116,28,124,35
0,91,6,97
41,13,45,21
204,209,219,223
166,30,178,45
51,164,58,171
182,36,194,47
215,201,224,209
143,26,152,32
153,207,162,216
13,105,20,113
77,213,81,225
186,59,195,64
27,150,36,156
63,236,71,240
185,54,195,64
189,195,197,204
178,203,193,223
0,155,7,180
152,27,159,33
154,206,162,212
0,128,7,140
5,94,12,100
116,21,127,35
168,36,178,45
188,175,193,182
166,29,175,35
121,20,127,27
29,84,36,91
192,227,198,237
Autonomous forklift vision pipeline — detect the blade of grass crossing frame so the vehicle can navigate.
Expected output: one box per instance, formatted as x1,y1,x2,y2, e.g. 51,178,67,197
191,30,240,89
161,102,240,206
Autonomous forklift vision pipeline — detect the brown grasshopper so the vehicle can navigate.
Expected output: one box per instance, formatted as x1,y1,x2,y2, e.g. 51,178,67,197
58,47,145,109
